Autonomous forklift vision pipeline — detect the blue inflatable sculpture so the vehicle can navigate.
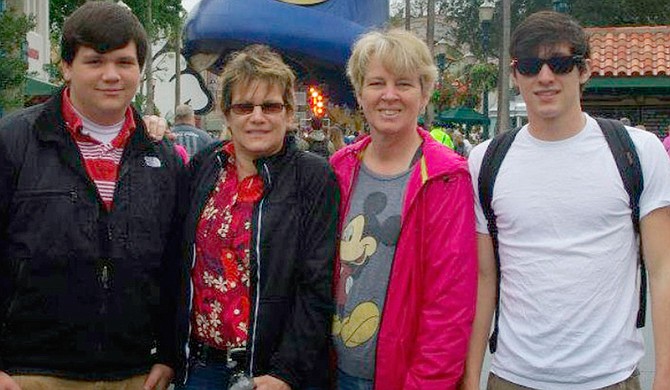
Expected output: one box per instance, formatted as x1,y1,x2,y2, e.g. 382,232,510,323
182,0,389,108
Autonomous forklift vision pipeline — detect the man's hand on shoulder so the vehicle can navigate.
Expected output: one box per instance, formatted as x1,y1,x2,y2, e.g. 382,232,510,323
143,115,169,142
142,364,173,390
0,371,20,390
253,375,291,390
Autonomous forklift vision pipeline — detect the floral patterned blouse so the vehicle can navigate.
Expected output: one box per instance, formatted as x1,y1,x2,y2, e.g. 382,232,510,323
191,143,264,349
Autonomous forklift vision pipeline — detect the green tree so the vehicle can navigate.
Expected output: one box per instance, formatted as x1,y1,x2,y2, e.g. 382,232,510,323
0,9,34,114
393,0,670,63
443,0,670,63
433,62,497,110
48,0,184,75
49,0,185,112
50,0,183,39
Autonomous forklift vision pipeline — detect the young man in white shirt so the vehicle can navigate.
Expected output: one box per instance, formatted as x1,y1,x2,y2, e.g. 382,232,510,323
463,11,670,390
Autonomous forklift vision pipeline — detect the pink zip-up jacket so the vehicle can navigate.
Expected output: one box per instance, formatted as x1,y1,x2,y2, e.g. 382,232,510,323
329,128,477,390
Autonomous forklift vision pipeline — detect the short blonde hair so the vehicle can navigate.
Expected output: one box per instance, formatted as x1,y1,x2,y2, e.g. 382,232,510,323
347,29,438,99
219,44,296,114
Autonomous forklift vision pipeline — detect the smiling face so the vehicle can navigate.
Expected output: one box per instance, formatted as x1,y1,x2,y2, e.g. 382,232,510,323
357,56,428,139
62,42,141,125
224,79,292,162
512,44,591,127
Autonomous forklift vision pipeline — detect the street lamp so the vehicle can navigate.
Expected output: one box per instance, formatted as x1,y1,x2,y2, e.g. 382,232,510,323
553,0,569,13
479,0,495,140
435,38,449,76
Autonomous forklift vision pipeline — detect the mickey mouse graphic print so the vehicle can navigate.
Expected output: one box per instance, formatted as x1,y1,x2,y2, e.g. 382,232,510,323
333,163,409,380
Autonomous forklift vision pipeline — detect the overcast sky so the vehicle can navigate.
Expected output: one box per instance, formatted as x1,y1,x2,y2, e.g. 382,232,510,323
181,0,199,12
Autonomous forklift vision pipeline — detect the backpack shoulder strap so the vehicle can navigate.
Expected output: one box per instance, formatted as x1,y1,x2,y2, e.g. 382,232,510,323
596,117,646,327
479,128,521,227
595,118,643,230
477,127,521,353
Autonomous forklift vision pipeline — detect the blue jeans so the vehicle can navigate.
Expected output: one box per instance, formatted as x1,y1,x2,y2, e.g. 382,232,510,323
337,369,374,390
175,359,233,390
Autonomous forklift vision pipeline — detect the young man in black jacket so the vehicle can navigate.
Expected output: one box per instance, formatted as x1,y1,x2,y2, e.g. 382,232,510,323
0,2,181,389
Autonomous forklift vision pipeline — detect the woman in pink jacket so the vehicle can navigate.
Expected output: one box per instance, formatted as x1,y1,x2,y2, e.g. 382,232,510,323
329,29,477,390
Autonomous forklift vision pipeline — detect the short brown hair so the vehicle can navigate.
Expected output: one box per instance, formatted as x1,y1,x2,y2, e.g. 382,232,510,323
510,11,590,71
61,1,148,68
219,45,296,115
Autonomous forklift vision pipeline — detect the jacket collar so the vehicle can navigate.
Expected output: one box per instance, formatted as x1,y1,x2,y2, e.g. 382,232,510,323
34,88,72,144
334,127,462,182
333,127,468,218
35,88,155,152
214,135,298,193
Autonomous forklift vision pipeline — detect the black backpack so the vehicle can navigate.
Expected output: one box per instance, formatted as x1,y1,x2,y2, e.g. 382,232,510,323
478,118,646,353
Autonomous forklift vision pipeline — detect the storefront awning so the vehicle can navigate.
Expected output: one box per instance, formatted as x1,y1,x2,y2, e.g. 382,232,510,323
437,106,490,125
25,76,58,97
584,76,670,94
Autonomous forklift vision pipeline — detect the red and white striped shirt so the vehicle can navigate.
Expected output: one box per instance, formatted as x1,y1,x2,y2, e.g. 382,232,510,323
61,89,136,210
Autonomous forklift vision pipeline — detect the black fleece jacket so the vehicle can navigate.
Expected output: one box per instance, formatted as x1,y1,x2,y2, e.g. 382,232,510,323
0,93,183,379
176,138,339,388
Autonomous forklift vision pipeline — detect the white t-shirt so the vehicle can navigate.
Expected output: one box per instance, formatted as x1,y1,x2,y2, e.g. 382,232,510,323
468,114,670,389
73,105,123,145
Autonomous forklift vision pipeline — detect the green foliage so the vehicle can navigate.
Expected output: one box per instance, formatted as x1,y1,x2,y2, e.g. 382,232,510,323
432,61,497,110
433,72,473,109
43,62,63,85
467,62,498,94
50,0,184,41
49,0,185,114
132,92,146,113
395,0,670,63
0,11,35,112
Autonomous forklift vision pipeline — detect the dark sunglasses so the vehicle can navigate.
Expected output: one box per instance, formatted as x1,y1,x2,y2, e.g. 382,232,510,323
511,55,584,76
230,102,285,115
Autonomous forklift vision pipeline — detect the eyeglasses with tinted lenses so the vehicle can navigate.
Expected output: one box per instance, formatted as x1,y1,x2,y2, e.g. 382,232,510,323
230,102,285,115
511,55,584,76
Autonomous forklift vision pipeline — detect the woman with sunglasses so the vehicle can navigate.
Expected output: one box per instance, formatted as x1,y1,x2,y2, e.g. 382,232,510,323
174,44,339,390
330,29,477,389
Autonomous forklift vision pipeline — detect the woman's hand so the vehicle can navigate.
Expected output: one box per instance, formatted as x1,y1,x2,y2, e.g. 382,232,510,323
142,364,174,390
253,375,291,390
143,115,169,142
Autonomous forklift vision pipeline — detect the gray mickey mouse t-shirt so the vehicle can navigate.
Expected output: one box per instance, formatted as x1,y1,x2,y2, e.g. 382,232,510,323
333,163,410,379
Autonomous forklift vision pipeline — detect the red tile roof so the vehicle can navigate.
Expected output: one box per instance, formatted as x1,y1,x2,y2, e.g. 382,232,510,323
587,25,670,77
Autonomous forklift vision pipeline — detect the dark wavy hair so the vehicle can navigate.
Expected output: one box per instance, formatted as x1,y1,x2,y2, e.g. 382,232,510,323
510,11,590,72
61,1,148,68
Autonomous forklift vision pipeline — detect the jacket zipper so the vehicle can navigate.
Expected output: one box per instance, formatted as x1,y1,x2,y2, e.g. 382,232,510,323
98,262,112,352
100,265,110,290
183,243,197,383
249,162,271,376
0,260,27,341
182,153,224,384
370,160,432,388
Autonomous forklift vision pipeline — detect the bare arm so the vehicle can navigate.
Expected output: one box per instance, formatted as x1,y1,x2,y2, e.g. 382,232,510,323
460,234,497,390
640,206,670,390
